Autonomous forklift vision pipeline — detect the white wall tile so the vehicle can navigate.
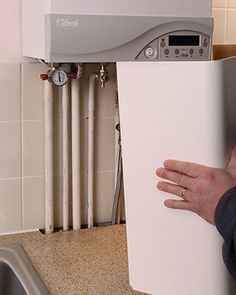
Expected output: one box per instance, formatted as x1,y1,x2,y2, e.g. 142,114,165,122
213,0,227,8
95,79,116,118
95,67,117,118
23,174,72,231
22,63,45,120
228,0,236,8
80,64,116,119
54,175,73,227
22,62,63,121
0,178,21,233
22,176,45,230
226,9,236,43
95,118,115,171
0,63,20,121
212,9,227,44
80,66,98,120
81,118,115,172
0,122,21,178
23,121,44,176
81,171,115,224
94,171,115,223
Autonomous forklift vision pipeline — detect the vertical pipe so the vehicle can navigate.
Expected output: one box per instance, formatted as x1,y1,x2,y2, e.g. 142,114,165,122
111,144,122,225
88,74,97,229
114,101,121,224
72,78,81,230
62,82,70,231
44,81,54,234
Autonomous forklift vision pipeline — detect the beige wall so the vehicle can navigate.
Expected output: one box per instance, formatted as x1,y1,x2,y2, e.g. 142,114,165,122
0,2,236,234
213,0,236,44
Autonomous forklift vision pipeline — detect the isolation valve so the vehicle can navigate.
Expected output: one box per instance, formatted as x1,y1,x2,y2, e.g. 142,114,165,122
98,65,109,88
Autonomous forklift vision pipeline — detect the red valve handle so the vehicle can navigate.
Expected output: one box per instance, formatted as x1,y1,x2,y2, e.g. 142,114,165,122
40,74,48,81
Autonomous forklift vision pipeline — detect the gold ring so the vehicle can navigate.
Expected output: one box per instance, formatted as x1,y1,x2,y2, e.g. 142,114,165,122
179,187,186,199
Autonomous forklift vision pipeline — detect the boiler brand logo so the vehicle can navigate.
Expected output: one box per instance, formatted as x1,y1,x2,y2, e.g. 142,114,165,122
56,18,79,27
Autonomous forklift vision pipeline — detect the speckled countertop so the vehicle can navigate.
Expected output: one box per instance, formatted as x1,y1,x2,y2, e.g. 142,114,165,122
0,225,146,295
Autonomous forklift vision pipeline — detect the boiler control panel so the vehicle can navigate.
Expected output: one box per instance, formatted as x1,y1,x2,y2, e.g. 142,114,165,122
137,30,211,61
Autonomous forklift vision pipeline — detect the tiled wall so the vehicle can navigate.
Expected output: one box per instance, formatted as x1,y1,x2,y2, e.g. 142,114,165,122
213,0,236,44
0,62,118,234
0,64,22,233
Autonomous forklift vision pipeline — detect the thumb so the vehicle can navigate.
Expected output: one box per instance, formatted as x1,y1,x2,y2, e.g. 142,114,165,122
227,145,236,168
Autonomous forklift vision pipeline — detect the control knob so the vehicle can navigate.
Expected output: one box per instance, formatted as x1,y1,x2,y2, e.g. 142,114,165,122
144,46,156,59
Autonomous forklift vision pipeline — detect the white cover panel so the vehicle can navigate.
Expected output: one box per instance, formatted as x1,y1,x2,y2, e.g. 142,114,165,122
117,58,236,295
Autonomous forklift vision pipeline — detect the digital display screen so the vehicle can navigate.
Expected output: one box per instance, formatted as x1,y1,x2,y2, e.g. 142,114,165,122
169,35,200,46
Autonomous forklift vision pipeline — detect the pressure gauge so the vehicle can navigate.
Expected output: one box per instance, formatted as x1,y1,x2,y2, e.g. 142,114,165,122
48,68,68,86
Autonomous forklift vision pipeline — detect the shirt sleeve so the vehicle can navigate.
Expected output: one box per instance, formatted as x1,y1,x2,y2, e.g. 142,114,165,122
214,186,236,280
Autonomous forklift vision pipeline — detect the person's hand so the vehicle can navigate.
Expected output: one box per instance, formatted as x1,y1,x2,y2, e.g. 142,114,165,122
156,146,236,224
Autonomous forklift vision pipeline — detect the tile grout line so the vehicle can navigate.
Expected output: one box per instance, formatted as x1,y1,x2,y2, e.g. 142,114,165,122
0,120,21,123
20,62,24,231
224,0,229,43
81,170,115,175
22,119,44,122
0,177,22,181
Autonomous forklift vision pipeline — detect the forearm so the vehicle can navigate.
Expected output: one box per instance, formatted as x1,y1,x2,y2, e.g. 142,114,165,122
215,186,236,280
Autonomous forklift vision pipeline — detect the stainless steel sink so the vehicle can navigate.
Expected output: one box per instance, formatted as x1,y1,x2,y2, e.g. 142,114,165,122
0,260,27,295
0,244,49,295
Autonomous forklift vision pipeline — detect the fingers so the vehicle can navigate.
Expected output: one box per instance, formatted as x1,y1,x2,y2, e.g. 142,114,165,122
157,181,192,201
157,181,194,212
163,159,205,178
164,199,193,211
156,167,194,189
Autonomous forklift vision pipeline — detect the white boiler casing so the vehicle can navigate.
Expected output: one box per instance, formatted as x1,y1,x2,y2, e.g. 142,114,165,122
21,0,213,62
117,57,236,295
